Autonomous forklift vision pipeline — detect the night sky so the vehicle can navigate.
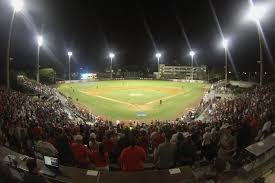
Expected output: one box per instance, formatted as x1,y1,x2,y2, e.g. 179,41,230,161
0,0,275,80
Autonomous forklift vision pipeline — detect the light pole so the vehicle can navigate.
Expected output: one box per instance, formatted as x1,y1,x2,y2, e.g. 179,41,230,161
36,35,43,83
189,51,195,81
109,52,115,79
68,51,72,81
6,0,23,89
222,39,228,87
155,53,161,72
247,3,266,86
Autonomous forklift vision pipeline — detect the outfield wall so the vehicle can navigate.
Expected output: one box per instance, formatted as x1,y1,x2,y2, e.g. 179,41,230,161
167,79,205,83
57,78,206,84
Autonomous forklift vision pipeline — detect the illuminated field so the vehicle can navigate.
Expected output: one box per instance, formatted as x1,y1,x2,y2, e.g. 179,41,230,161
57,80,208,121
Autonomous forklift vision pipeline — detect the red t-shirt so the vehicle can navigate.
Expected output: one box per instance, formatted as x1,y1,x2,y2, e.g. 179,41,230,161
119,146,146,171
33,127,43,138
251,118,260,129
103,139,115,154
71,143,91,167
91,152,109,168
153,134,165,149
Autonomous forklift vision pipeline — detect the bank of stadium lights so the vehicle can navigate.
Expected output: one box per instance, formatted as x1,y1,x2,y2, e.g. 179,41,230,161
189,51,195,81
109,52,115,79
221,38,229,86
189,51,195,57
155,53,161,59
6,0,24,89
246,4,267,23
11,0,24,12
109,52,115,59
67,51,72,81
222,39,228,49
36,35,43,83
37,35,44,47
68,51,72,57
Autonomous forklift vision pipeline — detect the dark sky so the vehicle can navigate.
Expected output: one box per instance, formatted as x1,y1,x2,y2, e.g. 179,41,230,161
0,0,275,79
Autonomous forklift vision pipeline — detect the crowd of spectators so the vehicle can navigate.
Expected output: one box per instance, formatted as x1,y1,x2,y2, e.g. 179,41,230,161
17,76,56,98
0,77,275,173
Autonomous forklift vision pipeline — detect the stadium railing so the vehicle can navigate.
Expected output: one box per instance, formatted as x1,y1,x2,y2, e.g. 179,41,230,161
0,146,197,183
243,133,275,172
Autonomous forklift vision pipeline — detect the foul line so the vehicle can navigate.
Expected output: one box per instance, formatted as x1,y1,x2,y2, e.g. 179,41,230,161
81,91,136,107
145,92,184,104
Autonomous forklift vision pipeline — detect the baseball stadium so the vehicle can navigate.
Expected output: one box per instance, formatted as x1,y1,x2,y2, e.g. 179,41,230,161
1,0,275,183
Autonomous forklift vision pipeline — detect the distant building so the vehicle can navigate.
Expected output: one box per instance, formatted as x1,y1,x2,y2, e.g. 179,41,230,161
159,64,207,80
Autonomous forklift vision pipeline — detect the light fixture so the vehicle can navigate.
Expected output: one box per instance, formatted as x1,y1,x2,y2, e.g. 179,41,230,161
222,39,228,49
37,35,43,47
109,52,115,59
11,0,23,12
155,53,161,58
189,51,195,57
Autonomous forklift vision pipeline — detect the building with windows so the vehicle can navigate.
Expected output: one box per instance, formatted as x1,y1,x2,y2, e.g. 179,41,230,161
159,64,207,80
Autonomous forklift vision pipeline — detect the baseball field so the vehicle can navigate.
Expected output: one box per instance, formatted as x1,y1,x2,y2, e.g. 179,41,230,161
57,80,208,121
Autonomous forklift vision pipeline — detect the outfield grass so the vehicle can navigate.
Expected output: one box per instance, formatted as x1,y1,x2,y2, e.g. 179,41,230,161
57,80,208,121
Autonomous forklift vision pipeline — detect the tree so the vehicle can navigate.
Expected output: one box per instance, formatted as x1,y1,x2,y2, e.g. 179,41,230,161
40,68,56,84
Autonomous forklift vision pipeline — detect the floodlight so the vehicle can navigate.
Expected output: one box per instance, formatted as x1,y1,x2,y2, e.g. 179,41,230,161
109,53,115,59
11,0,23,12
222,39,228,49
37,35,43,47
247,4,267,22
155,53,161,58
189,51,195,57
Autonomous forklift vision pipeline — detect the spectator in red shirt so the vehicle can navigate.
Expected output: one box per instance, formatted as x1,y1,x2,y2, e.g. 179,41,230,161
32,124,43,140
119,135,146,171
103,133,115,157
91,143,109,171
152,130,165,149
138,130,149,154
71,135,91,169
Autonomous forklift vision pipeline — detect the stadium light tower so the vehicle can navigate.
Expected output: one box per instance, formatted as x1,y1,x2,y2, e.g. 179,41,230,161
155,53,161,73
36,35,43,83
68,51,72,81
6,0,24,89
246,3,267,86
222,38,228,86
109,52,115,79
189,51,195,81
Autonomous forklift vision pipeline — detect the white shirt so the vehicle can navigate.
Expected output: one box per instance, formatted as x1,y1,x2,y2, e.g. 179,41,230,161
262,121,272,132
